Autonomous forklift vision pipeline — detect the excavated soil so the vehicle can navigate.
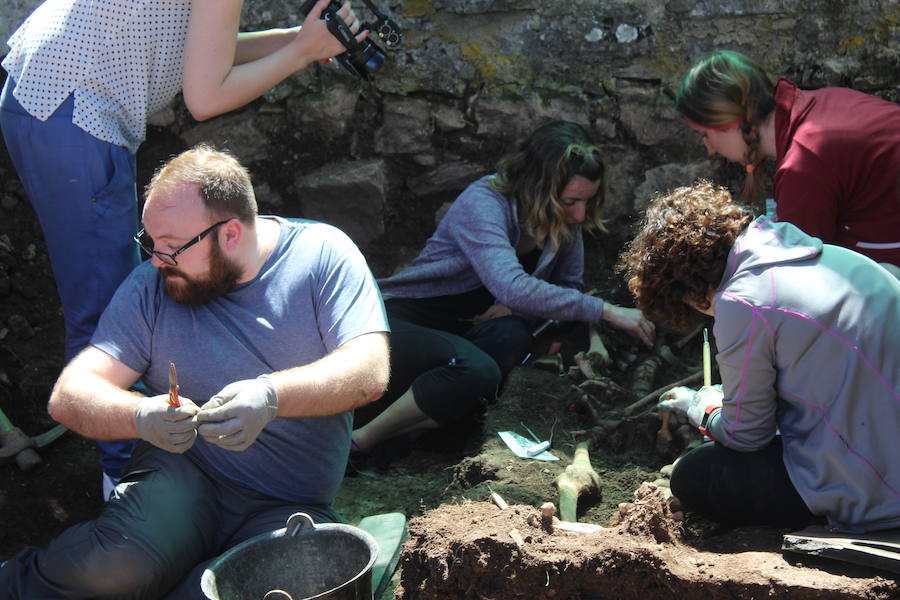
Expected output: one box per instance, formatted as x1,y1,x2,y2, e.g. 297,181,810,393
397,497,897,600
336,361,899,600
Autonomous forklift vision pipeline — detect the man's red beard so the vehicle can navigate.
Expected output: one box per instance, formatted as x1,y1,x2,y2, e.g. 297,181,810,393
161,242,241,306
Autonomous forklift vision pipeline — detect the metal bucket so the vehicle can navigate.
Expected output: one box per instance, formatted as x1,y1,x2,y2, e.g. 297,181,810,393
201,512,378,600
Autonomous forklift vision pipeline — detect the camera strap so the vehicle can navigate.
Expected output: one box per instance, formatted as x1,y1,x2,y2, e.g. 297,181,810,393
323,11,362,53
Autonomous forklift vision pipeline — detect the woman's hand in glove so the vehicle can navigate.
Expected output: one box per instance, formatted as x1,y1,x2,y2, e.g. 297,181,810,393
658,385,723,428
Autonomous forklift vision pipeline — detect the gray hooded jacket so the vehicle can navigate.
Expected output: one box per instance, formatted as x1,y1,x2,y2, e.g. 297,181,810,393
706,216,900,532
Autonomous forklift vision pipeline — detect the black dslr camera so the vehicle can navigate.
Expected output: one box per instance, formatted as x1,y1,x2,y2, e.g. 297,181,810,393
298,0,402,81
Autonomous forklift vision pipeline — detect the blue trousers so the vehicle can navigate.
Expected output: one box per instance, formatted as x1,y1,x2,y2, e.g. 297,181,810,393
0,443,340,599
0,78,138,477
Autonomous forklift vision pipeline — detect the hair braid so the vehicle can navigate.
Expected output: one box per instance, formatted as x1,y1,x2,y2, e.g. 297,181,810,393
740,123,764,204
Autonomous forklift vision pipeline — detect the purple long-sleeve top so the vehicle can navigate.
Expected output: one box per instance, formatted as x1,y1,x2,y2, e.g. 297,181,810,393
377,176,605,323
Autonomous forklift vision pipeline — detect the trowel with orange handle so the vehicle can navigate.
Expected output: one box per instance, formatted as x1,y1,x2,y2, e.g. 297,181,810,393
168,361,180,407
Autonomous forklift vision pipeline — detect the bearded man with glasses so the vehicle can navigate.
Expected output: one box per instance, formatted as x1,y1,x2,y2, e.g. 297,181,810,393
0,145,390,599
134,219,238,305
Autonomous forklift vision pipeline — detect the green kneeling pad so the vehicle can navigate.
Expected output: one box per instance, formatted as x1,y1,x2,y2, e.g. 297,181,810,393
357,512,408,597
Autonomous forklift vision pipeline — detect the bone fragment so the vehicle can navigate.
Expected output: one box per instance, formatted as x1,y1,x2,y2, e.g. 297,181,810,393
655,413,673,453
556,440,602,523
657,344,682,367
586,323,611,368
532,353,564,376
489,488,509,510
572,351,596,380
540,502,556,532
508,528,526,548
630,355,662,399
658,410,673,442
623,370,703,415
577,377,628,396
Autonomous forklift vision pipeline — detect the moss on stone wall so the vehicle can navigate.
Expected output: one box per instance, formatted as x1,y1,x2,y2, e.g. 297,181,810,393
460,41,513,81
874,5,900,45
402,0,435,19
838,35,866,54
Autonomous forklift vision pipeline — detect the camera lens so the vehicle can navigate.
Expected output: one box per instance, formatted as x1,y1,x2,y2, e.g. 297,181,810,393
377,23,401,47
364,48,385,72
348,40,385,74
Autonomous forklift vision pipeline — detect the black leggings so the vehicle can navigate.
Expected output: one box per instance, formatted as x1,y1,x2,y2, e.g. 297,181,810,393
354,303,534,427
670,438,821,528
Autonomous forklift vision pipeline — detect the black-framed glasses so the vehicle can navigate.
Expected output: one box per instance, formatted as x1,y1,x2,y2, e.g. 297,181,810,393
134,220,231,266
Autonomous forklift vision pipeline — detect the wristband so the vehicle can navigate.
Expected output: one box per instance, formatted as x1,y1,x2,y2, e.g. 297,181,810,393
698,404,721,438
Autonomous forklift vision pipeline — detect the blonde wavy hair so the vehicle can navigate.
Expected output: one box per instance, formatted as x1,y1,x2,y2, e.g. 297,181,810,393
489,121,605,251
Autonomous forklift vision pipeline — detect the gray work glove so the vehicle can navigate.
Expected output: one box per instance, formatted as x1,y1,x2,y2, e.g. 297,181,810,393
134,396,200,453
196,376,279,451
658,384,723,429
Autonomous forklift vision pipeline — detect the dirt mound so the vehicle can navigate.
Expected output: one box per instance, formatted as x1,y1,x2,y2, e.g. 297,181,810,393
611,481,682,543
397,500,898,600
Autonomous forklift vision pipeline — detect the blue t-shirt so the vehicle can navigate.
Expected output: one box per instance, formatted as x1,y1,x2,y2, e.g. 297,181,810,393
92,217,389,505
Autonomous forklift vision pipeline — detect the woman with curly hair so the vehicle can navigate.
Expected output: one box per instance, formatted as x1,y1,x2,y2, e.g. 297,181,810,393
676,50,900,271
619,181,900,532
351,121,655,454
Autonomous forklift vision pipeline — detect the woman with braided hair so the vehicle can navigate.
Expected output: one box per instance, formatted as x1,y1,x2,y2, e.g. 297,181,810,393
676,50,900,271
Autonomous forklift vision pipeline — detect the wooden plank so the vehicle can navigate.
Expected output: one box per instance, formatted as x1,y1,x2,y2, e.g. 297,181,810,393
782,526,900,575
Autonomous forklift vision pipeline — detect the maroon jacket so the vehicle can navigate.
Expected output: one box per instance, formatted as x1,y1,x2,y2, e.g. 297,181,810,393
773,78,900,266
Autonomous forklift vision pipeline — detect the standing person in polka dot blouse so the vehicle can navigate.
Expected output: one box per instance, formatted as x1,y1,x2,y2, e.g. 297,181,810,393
0,0,366,500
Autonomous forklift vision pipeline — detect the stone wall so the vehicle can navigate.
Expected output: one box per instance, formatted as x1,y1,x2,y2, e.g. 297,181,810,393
2,0,899,275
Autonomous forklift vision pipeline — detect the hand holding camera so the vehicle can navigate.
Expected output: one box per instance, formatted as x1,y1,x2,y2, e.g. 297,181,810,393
293,0,366,68
298,0,402,80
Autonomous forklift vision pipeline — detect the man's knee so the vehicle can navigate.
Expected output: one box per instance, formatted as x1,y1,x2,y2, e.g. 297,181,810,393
43,525,176,598
83,543,167,596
